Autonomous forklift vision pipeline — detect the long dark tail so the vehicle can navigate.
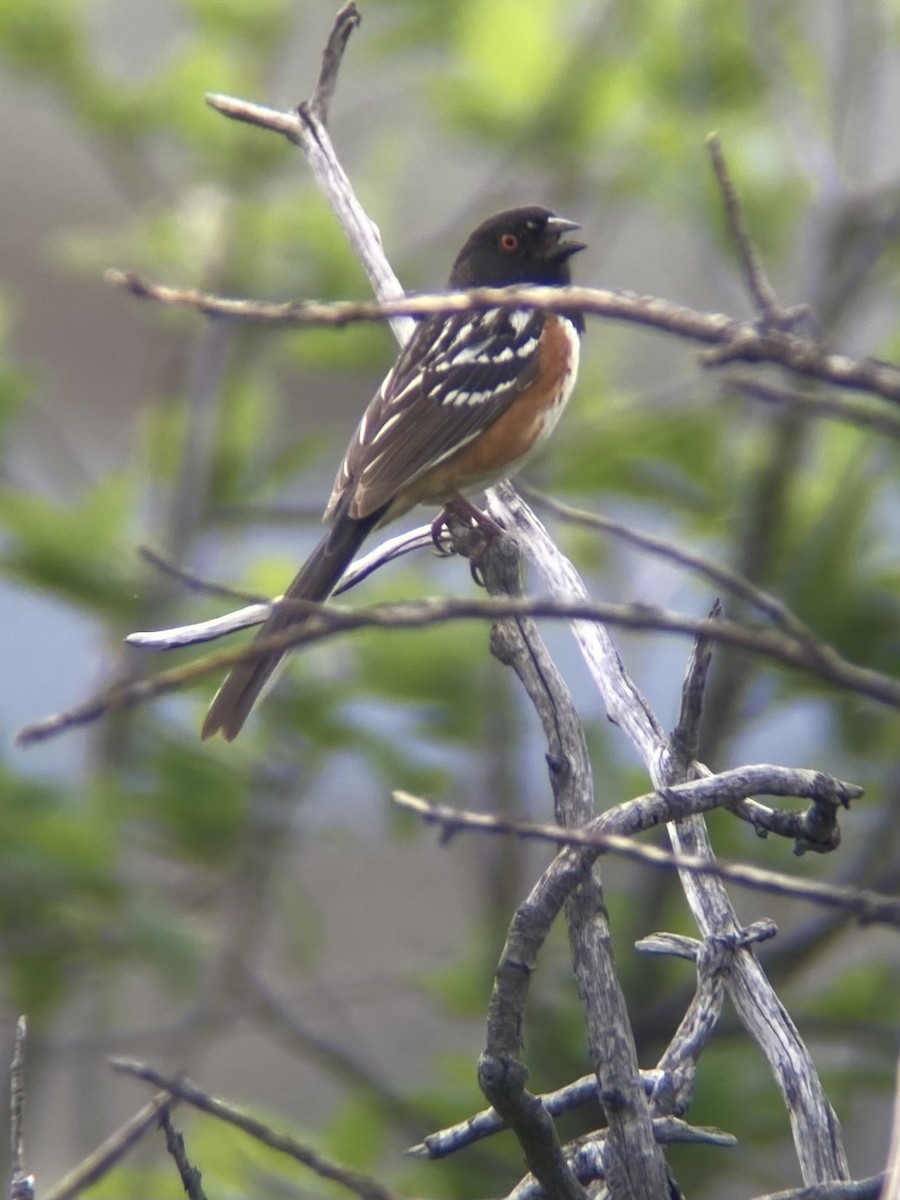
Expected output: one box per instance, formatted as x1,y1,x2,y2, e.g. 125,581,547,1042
202,506,381,741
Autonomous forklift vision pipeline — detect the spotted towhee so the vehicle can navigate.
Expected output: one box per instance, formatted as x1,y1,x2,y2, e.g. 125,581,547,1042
202,205,585,740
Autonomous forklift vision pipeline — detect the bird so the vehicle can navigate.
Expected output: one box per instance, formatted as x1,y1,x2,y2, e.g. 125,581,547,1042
202,204,586,740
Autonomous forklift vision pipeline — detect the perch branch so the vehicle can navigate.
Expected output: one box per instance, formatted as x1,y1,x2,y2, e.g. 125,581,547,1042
130,523,448,648
486,484,850,1183
17,591,900,745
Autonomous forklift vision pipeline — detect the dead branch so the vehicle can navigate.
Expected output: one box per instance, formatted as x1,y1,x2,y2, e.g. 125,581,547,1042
107,268,900,405
392,776,900,929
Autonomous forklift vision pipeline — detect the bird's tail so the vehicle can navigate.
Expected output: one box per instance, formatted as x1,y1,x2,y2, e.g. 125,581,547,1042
201,506,381,741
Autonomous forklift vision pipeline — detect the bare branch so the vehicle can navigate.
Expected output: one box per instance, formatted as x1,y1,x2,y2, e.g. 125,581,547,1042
127,602,273,650
206,32,412,346
110,1058,402,1200
507,1118,735,1200
506,458,852,1183
408,1074,634,1160
475,1054,589,1200
643,925,776,1119
409,1072,735,1162
106,269,900,405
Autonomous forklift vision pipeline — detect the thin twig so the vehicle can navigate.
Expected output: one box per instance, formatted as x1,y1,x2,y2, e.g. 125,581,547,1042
159,1110,207,1200
706,132,799,326
730,374,900,442
518,485,820,645
139,546,267,604
110,1058,402,1200
670,599,721,769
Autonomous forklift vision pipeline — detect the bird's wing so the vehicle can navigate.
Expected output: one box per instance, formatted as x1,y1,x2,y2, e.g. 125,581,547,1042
325,306,546,521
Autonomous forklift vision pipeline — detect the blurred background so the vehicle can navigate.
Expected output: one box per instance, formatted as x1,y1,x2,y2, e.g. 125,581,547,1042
1,1,899,1196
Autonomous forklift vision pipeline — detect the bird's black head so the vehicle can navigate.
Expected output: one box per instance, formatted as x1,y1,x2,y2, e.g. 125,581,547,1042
449,205,586,288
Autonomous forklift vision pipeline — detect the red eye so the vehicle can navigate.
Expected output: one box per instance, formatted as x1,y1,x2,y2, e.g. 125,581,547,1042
499,232,519,252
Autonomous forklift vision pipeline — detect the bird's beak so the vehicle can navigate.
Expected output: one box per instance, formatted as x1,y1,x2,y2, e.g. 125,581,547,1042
543,215,586,260
546,216,581,235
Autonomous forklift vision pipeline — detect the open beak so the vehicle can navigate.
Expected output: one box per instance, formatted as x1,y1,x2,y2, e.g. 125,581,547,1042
543,215,586,260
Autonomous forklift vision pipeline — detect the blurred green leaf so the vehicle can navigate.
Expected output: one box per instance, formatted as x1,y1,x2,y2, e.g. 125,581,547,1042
0,0,89,87
181,0,295,45
0,473,138,617
138,736,249,864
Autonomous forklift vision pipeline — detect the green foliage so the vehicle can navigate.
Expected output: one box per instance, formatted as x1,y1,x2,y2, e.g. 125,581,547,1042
0,0,89,89
667,1038,787,1194
804,961,900,1025
442,0,571,131
136,736,250,863
0,768,117,1014
0,474,139,618
553,389,728,513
